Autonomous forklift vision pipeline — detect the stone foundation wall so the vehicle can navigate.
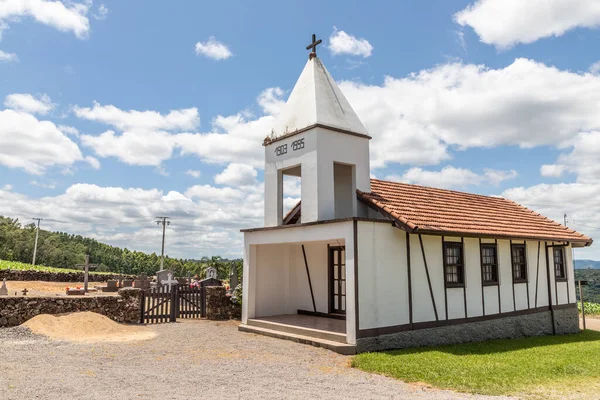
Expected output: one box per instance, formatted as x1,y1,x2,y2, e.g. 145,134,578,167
0,270,135,282
0,288,142,327
205,286,241,320
356,305,579,353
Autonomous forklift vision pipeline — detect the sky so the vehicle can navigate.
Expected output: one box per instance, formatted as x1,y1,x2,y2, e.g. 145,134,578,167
1,0,599,260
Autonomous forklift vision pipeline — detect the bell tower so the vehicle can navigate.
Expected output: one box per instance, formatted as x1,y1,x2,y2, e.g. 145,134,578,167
263,34,371,227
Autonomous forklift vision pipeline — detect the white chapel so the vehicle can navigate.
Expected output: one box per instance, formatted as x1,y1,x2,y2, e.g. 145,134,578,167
239,35,592,354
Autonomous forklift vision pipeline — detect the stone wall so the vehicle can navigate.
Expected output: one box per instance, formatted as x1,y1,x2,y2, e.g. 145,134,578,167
205,286,241,320
0,288,142,327
0,270,135,282
356,305,580,353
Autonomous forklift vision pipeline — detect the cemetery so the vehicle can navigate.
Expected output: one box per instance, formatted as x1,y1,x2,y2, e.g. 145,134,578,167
0,263,242,328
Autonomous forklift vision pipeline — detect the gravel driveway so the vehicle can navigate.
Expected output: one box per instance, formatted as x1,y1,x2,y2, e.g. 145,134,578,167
0,319,513,400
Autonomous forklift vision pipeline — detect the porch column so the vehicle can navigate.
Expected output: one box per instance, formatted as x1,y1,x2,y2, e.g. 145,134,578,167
242,243,257,323
345,223,357,344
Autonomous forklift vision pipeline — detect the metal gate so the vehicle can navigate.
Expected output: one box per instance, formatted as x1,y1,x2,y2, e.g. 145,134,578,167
140,284,205,323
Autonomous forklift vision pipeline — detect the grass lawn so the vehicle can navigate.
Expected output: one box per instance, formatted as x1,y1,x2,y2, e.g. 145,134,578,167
0,259,112,275
352,330,600,399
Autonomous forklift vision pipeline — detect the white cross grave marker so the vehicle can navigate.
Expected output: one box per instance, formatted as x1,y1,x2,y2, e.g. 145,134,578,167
161,273,178,287
0,278,7,296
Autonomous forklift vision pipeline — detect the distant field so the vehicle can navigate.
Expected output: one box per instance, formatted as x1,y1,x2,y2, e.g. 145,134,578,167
0,259,111,275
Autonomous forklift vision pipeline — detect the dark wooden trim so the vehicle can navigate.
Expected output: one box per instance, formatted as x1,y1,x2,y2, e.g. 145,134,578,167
443,236,448,320
355,303,576,339
301,245,317,313
552,243,559,306
327,244,332,314
406,232,413,326
262,123,372,146
462,237,467,319
298,309,346,320
525,241,531,310
510,240,516,312
535,241,541,308
353,220,359,336
241,216,390,232
496,239,501,314
544,241,556,335
479,238,485,316
358,196,416,232
419,234,439,321
413,229,591,248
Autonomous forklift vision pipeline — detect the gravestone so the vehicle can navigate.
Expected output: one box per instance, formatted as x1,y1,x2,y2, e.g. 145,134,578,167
102,280,118,292
156,269,174,285
229,267,238,294
206,267,218,280
0,278,7,296
160,273,179,293
66,287,86,296
122,280,133,288
199,267,222,289
134,274,151,290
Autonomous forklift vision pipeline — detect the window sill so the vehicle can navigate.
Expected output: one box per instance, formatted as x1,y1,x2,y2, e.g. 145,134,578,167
483,281,499,287
555,278,568,282
513,279,528,284
445,283,465,289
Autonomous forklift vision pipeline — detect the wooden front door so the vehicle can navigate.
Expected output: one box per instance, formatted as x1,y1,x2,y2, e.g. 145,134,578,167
329,246,346,314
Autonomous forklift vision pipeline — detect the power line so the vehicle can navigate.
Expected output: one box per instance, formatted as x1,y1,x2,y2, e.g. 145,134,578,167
32,218,43,266
155,216,171,270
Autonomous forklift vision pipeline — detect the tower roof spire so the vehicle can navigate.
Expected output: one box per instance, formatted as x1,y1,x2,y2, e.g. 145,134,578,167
269,35,369,140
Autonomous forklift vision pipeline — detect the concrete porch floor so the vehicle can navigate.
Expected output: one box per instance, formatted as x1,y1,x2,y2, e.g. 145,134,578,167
255,314,346,334
240,314,355,355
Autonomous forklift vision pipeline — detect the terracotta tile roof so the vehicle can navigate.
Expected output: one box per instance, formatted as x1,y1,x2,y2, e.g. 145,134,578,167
358,179,592,246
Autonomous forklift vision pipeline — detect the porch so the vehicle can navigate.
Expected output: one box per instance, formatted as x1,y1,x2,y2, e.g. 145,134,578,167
240,219,358,349
239,314,356,355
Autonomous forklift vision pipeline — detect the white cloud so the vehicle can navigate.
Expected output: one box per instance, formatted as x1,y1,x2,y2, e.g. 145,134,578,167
0,50,17,62
0,109,85,174
4,93,54,115
84,155,100,170
0,0,92,39
185,169,201,178
339,58,600,168
214,163,258,186
502,183,599,258
540,131,600,183
2,184,12,191
455,0,600,49
58,124,79,137
81,129,176,166
76,102,200,166
74,102,199,132
92,4,108,20
590,61,600,75
540,164,567,178
195,37,232,60
328,28,373,57
387,166,517,190
30,180,56,189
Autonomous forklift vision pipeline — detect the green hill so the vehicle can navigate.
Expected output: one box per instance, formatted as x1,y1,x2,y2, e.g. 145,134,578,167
0,216,240,279
575,259,600,269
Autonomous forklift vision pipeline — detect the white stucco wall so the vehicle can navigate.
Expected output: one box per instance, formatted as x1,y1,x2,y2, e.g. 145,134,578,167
264,128,370,226
357,221,409,330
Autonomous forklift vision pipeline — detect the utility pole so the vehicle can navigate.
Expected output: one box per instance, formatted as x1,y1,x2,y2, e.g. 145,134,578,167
32,218,42,266
155,216,170,270
564,213,568,227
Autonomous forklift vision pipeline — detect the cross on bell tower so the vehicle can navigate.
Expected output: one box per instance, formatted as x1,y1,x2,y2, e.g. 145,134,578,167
306,33,322,60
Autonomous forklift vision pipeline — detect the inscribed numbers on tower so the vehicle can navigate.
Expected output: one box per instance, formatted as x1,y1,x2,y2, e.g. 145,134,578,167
274,138,304,157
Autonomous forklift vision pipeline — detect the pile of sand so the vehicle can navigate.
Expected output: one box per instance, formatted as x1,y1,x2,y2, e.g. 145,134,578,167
22,312,157,343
